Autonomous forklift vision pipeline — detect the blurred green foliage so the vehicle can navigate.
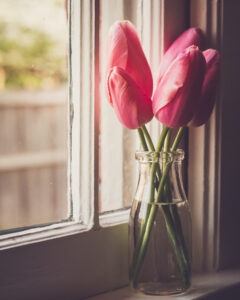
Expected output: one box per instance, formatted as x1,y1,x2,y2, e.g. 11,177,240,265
0,22,67,90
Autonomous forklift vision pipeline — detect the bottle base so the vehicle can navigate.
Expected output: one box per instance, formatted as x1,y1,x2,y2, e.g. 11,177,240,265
132,280,190,296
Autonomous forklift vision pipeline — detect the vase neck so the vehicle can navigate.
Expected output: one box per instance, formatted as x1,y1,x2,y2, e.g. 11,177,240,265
135,150,187,204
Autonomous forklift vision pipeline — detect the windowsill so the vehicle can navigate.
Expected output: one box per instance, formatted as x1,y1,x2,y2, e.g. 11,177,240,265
86,268,240,300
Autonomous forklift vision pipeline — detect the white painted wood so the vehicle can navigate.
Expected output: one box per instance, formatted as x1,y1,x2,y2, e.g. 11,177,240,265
69,0,81,223
70,0,97,225
100,208,130,227
79,0,96,225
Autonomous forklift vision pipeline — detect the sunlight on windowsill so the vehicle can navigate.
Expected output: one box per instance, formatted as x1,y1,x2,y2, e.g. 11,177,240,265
86,268,240,300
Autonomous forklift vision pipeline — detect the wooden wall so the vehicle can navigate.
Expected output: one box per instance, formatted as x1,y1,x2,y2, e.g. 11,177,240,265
0,88,68,231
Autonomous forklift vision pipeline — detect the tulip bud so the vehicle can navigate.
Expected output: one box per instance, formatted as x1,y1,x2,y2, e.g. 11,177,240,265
153,45,206,128
107,67,153,129
156,27,205,86
190,49,220,127
106,20,153,98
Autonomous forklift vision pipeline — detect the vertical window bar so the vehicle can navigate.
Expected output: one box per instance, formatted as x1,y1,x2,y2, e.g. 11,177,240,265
93,0,100,229
70,0,98,228
70,0,81,223
68,0,73,220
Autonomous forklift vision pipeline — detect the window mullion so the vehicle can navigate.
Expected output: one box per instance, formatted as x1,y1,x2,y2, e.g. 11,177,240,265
93,0,100,229
72,0,99,228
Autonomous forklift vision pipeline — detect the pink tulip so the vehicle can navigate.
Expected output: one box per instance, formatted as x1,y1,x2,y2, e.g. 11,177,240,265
156,28,205,86
106,20,153,98
153,45,206,128
190,49,220,127
107,67,153,129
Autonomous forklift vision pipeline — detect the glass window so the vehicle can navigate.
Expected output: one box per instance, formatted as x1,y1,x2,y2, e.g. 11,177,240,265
0,0,69,231
98,0,139,214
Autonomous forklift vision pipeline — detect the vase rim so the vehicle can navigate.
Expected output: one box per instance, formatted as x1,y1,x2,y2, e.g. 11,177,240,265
135,149,184,162
136,198,187,206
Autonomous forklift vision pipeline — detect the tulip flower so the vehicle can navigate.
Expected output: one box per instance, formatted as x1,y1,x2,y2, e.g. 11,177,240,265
190,49,220,127
153,45,206,128
156,27,205,86
107,67,153,129
106,20,153,98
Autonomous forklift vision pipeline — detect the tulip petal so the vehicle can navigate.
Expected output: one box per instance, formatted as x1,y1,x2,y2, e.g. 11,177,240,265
107,67,153,129
156,27,205,86
106,22,128,72
153,45,206,128
153,53,190,112
106,21,153,98
190,49,220,126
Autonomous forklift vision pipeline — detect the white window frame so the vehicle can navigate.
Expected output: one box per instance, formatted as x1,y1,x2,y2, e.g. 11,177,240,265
0,0,239,299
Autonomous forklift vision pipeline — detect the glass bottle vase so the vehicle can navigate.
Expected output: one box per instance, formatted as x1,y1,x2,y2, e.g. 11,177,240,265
129,150,191,295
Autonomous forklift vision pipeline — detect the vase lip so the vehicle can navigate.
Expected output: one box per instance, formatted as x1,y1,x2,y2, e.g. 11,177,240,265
135,149,185,162
137,198,187,206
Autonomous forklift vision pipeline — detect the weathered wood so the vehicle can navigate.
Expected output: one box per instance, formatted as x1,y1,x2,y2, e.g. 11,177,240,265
0,150,66,171
0,88,67,107
0,89,68,230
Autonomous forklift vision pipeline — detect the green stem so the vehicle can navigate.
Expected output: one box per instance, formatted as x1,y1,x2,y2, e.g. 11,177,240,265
170,126,186,152
137,128,148,151
131,126,190,288
163,130,172,203
141,124,163,185
130,125,169,279
144,125,169,203
137,125,162,240
141,125,155,151
164,129,171,152
156,125,169,152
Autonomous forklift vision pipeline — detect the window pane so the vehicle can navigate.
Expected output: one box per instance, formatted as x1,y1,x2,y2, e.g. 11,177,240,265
98,0,139,213
0,0,69,231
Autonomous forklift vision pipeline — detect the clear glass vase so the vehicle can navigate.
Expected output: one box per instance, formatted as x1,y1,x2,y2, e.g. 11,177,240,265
129,150,191,295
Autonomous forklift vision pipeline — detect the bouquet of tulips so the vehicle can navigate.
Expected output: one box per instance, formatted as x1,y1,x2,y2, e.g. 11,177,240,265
105,21,220,289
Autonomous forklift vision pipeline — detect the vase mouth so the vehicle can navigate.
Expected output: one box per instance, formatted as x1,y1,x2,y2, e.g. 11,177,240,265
135,149,184,163
135,198,187,206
